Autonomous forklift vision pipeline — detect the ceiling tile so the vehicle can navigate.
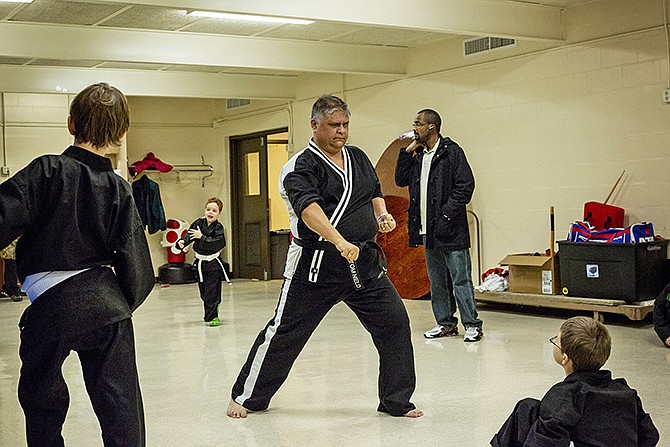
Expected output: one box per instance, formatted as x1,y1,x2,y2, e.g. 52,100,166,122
163,64,227,73
0,56,32,65
219,67,298,77
180,17,281,36
28,59,102,68
0,3,23,19
9,0,126,26
258,21,366,41
98,5,198,31
97,61,172,71
327,26,440,47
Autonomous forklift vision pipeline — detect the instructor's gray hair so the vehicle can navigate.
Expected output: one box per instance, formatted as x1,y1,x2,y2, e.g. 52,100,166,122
311,95,351,123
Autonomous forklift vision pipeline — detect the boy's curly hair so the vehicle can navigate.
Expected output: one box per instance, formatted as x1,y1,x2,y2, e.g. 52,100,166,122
207,197,223,213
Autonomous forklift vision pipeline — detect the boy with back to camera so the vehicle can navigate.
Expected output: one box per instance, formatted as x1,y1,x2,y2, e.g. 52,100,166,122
0,82,155,446
491,316,659,447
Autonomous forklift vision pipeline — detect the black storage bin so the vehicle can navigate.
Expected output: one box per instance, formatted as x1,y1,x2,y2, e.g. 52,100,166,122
557,240,669,302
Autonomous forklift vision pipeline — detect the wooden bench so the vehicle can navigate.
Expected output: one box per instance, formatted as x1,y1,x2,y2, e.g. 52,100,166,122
475,290,654,322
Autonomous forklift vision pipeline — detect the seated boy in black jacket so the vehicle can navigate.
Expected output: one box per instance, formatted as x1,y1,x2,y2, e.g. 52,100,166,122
491,316,659,447
653,283,670,347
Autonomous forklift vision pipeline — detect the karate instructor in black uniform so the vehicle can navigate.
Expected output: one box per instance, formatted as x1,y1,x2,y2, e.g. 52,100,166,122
227,94,423,419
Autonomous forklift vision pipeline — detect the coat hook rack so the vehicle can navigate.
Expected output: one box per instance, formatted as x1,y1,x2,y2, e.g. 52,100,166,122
130,155,214,187
171,156,214,187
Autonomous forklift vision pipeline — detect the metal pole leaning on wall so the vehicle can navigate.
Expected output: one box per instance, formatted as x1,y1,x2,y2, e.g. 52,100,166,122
1,92,7,176
467,209,482,285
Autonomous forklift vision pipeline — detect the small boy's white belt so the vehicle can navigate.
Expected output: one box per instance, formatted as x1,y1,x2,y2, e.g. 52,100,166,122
194,251,224,283
195,252,220,262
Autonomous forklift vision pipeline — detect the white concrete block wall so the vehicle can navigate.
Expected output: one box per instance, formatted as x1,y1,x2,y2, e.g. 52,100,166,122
4,92,67,124
1,93,71,179
338,27,670,275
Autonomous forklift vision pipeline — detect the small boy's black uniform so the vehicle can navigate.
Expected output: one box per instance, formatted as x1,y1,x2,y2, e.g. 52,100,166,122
491,370,659,447
179,218,226,322
653,282,670,347
0,146,155,447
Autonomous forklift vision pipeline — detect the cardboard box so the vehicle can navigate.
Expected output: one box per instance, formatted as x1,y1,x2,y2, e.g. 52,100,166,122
500,253,561,295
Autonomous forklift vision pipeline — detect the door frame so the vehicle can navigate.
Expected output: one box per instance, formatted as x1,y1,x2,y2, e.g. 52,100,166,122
230,127,288,279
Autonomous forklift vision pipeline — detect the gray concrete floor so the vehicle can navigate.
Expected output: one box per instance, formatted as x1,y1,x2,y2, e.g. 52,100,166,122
0,280,667,446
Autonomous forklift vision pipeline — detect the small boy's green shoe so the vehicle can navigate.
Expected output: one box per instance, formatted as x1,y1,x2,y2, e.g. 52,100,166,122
208,318,220,327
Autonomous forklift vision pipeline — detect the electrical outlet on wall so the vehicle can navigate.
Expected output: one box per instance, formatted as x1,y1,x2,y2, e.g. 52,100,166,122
1,166,9,176
664,89,670,103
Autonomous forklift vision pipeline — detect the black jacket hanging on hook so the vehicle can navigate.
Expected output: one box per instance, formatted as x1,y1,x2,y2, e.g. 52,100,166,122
132,175,167,234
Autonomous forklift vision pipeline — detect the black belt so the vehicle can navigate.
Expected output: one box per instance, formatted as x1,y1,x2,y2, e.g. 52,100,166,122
293,238,379,252
292,237,333,251
293,238,385,290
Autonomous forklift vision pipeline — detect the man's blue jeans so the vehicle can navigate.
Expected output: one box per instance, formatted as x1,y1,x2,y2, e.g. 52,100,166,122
424,245,482,330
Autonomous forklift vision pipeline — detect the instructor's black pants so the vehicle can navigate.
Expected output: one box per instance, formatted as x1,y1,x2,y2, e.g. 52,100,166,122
231,273,417,416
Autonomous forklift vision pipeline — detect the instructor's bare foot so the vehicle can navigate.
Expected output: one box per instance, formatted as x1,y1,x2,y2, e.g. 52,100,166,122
227,399,248,418
404,408,424,418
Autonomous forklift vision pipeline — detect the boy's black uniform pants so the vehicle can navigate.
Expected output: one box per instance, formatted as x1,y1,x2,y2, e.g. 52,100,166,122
18,318,145,447
198,268,223,322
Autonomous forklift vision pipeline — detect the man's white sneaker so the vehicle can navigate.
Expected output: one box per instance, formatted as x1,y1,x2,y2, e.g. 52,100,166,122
423,325,459,339
463,327,483,342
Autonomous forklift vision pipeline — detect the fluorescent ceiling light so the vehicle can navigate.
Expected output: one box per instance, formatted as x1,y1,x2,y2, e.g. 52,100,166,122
0,0,34,3
188,11,313,25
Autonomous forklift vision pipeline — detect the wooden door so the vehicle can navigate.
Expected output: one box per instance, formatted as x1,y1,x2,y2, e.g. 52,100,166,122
231,136,270,279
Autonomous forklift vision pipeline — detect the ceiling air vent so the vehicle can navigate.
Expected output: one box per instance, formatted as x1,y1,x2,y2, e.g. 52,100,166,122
463,36,516,56
226,98,251,109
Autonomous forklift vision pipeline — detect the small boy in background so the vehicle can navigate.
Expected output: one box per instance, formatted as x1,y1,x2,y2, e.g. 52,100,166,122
653,283,670,348
177,197,227,326
491,316,659,447
0,82,155,446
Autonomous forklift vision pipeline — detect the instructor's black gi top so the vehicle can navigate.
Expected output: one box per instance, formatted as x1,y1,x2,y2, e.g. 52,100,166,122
280,140,384,285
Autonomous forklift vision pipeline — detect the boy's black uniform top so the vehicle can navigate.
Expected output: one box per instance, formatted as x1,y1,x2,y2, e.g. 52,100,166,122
179,218,226,256
653,282,670,345
526,370,659,446
0,146,154,342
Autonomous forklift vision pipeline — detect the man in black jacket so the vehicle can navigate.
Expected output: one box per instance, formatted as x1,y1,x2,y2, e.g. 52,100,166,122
395,109,483,342
0,83,155,446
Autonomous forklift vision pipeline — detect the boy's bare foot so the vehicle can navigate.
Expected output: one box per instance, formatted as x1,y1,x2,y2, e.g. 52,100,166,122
227,399,248,418
404,408,424,418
